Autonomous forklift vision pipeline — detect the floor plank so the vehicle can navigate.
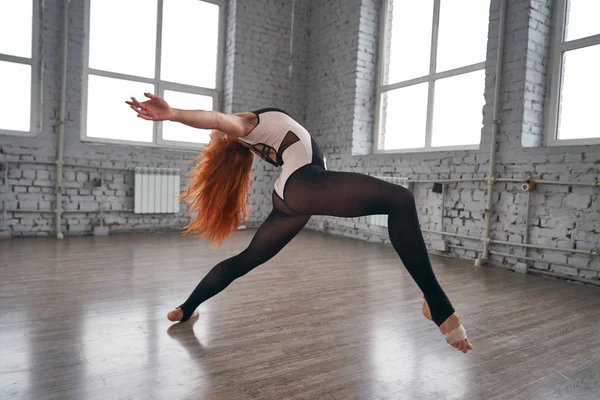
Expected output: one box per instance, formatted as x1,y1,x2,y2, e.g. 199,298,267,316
1,230,599,399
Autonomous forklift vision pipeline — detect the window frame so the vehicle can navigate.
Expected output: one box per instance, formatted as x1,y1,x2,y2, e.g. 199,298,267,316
0,0,42,138
546,0,600,147
373,0,486,154
81,0,225,150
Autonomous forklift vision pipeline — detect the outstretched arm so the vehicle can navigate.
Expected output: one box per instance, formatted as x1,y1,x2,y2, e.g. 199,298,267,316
126,93,250,137
171,109,249,138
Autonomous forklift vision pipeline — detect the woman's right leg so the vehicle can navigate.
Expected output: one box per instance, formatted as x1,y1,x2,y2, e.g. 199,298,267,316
281,166,466,345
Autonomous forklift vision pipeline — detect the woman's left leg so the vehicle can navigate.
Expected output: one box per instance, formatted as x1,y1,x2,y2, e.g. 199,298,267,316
281,166,454,325
280,165,471,352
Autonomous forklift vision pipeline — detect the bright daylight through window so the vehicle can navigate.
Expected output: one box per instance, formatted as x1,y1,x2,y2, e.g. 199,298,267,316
377,0,490,151
549,0,600,144
0,0,39,136
84,0,221,147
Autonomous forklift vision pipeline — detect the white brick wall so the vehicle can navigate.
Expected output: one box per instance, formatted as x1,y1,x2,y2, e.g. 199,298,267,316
1,0,598,282
0,0,312,234
302,0,599,281
0,1,203,236
224,0,311,224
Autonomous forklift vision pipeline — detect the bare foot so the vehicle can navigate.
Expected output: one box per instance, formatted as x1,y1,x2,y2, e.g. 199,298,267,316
422,300,473,354
422,299,433,321
167,307,199,322
439,313,473,353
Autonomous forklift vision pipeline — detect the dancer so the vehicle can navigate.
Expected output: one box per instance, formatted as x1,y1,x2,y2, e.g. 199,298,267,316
126,93,473,353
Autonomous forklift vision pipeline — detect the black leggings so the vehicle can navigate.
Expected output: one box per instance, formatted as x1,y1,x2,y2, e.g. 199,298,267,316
179,164,454,326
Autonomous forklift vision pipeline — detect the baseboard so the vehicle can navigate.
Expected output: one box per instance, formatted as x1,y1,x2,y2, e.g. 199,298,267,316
93,226,110,236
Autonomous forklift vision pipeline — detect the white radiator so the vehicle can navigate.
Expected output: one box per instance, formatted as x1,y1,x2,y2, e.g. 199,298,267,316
368,176,410,227
134,168,180,214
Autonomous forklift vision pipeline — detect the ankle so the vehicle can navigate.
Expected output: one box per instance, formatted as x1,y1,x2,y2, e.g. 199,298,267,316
438,313,460,334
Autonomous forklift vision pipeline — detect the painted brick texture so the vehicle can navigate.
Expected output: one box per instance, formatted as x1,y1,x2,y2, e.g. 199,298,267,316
1,0,598,283
225,0,311,224
0,0,311,234
0,1,203,236
303,0,599,281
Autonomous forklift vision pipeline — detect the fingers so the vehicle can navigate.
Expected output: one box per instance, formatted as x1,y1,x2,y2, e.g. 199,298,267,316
130,97,146,110
131,97,144,108
129,104,147,115
125,96,155,120
144,92,158,100
126,98,147,115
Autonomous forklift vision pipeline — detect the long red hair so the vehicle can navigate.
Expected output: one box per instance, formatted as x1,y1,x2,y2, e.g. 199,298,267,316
180,135,254,245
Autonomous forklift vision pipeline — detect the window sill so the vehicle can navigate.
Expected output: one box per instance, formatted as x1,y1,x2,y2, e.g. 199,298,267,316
547,137,600,147
0,128,41,138
373,144,481,155
80,136,205,153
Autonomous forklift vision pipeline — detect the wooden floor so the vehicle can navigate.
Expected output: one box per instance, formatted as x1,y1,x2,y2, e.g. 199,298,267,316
1,230,599,400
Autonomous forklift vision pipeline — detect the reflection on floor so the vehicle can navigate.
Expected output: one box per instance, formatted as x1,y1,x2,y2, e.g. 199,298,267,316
1,231,599,399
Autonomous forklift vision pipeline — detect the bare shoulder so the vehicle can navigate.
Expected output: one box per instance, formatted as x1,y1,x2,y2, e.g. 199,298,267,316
232,112,259,134
215,112,257,137
234,112,258,126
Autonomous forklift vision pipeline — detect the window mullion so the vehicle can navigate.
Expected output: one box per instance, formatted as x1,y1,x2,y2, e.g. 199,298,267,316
551,0,600,144
560,33,600,52
159,81,219,96
0,53,32,64
31,0,41,134
425,0,441,149
215,1,226,101
559,0,568,43
154,0,164,145
429,0,441,76
87,68,154,84
373,0,391,151
548,0,568,143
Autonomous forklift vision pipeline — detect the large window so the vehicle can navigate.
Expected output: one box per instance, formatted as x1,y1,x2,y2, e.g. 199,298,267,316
375,0,490,152
82,0,224,148
547,0,600,145
0,0,40,136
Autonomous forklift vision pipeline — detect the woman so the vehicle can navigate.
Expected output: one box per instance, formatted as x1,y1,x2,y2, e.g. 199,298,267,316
126,93,473,353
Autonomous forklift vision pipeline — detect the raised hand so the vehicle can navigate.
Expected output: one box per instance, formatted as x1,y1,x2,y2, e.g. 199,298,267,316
125,92,175,121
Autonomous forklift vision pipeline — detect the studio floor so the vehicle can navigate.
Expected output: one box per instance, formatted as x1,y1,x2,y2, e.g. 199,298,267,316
1,230,599,400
